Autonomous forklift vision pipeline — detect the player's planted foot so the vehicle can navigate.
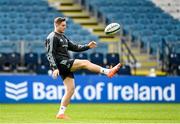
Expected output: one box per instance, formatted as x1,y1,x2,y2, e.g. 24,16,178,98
56,114,70,120
107,63,122,78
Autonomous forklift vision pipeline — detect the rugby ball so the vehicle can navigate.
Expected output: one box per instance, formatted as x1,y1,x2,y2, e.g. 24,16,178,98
104,23,120,35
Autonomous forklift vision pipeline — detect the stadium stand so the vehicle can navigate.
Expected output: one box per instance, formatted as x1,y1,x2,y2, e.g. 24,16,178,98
0,0,179,76
85,0,180,54
77,0,179,75
49,0,174,75
0,0,108,74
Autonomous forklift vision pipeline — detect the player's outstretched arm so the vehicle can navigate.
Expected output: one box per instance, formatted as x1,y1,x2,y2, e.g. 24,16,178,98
68,40,95,52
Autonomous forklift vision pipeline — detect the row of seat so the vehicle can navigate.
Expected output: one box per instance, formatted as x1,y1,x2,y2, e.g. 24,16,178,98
0,6,50,12
0,18,56,24
0,36,103,52
0,0,47,5
88,0,154,6
0,52,120,68
0,35,98,44
0,12,63,17
0,52,131,75
0,52,120,67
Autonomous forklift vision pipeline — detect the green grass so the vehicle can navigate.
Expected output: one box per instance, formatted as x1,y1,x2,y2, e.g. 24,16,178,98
0,104,180,124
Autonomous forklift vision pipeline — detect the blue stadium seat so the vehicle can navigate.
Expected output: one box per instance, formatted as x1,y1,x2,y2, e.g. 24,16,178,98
71,35,84,42
9,24,18,30
29,18,43,24
24,52,38,70
1,28,11,36
29,42,45,53
145,24,160,31
30,29,43,36
106,53,120,66
73,53,88,60
156,29,169,37
36,65,48,74
8,34,20,41
150,35,163,54
0,41,18,52
86,35,99,42
121,18,136,25
78,29,90,36
24,12,33,19
8,12,19,19
169,53,180,75
159,13,172,19
170,53,180,65
14,18,27,24
177,65,180,76
173,29,180,36
24,34,36,41
130,24,145,34
0,35,4,41
152,19,168,25
24,23,36,30
146,13,157,20
151,35,163,43
165,35,178,42
38,23,50,30
0,53,6,71
138,19,151,25
0,5,12,12
65,30,74,36
70,24,82,30
40,53,49,66
6,52,20,70
141,29,153,36
118,65,131,75
90,52,104,66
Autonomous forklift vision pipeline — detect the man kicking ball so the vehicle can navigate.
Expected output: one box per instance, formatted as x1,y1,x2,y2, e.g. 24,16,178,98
45,17,121,119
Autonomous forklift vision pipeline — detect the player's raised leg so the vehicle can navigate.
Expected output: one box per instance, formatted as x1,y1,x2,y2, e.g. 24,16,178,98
56,76,74,119
71,59,122,78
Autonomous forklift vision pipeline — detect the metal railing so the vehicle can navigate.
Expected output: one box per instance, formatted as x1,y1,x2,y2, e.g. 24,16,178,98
120,38,137,75
161,39,180,75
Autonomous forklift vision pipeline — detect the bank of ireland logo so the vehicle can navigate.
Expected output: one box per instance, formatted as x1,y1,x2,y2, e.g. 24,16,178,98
5,81,28,101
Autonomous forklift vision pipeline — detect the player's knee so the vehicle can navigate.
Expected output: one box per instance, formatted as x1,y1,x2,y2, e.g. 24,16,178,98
81,60,90,69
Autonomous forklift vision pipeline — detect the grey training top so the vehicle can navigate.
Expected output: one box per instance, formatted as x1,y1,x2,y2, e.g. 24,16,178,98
45,32,89,70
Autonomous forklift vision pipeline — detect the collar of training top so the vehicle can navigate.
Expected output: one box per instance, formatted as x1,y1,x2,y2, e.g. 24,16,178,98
54,31,64,35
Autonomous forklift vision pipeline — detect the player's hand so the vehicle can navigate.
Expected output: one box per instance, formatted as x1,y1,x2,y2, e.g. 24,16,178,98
88,41,97,49
52,69,59,79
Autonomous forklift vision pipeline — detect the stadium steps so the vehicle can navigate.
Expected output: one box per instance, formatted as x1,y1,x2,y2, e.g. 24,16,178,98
58,5,82,12
132,69,166,76
63,11,90,18
123,41,166,75
47,0,119,45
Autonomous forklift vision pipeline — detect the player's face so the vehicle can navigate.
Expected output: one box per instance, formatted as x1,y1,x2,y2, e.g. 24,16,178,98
57,21,66,33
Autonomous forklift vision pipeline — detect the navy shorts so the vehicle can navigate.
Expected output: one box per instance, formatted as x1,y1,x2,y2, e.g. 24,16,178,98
56,59,75,80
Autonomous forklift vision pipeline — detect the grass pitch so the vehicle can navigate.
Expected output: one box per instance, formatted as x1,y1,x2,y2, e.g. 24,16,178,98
0,104,180,124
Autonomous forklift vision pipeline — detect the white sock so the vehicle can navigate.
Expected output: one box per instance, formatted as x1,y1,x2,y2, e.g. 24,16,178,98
100,67,110,75
58,106,66,115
